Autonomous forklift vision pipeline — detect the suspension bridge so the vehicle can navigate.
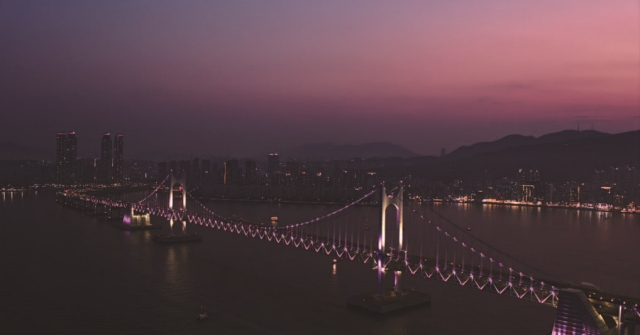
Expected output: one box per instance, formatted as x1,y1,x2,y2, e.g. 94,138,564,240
55,171,640,334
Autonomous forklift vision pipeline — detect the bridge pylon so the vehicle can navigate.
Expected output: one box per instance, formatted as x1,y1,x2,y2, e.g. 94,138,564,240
378,183,404,297
168,170,187,210
168,170,187,234
347,183,429,313
155,169,201,241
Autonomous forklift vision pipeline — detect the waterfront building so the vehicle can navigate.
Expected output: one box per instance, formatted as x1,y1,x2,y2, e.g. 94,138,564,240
114,133,124,182
55,131,78,184
157,162,167,181
268,153,281,186
245,160,257,185
178,160,191,179
100,133,113,183
55,132,67,183
192,157,200,182
201,159,211,180
224,159,241,185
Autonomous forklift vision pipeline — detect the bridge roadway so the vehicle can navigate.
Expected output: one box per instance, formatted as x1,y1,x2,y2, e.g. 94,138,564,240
57,191,640,321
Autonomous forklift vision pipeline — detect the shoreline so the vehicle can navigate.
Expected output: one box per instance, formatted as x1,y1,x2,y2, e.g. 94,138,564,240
431,200,636,215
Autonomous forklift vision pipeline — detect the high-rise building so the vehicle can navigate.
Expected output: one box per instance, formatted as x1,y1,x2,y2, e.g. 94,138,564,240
113,133,124,182
100,133,113,183
66,132,78,183
201,159,211,180
192,157,200,181
268,153,279,174
157,162,167,181
56,132,67,183
245,160,257,184
178,160,191,177
224,159,240,185
55,132,78,184
268,153,280,186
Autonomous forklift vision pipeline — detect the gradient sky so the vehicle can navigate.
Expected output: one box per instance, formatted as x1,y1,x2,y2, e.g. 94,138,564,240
1,0,639,158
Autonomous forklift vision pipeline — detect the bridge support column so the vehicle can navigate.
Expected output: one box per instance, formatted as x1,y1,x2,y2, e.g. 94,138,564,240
378,184,404,297
395,271,402,295
348,183,429,313
168,170,187,210
154,170,202,243
619,305,624,335
377,258,384,298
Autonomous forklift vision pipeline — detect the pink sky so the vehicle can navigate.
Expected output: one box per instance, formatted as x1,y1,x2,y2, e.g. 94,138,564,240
1,0,638,156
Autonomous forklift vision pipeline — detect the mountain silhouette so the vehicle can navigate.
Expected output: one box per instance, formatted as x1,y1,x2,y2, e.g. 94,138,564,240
380,130,639,182
446,130,609,159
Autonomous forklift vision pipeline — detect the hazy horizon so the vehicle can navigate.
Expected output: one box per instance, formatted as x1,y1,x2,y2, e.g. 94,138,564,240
0,128,631,161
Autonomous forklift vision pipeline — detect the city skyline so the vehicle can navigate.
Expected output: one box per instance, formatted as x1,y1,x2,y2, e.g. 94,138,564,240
1,1,638,157
2,2,640,334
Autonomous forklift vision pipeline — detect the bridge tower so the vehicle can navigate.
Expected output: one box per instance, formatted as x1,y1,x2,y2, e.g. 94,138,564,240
168,170,187,210
378,184,404,297
168,170,187,234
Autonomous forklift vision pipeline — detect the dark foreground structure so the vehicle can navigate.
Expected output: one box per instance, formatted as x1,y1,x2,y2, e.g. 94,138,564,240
347,290,430,314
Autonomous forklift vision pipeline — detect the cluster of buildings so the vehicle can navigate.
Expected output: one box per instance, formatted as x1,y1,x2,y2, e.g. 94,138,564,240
403,166,640,211
55,132,78,184
155,153,380,202
2,135,640,210
55,132,124,185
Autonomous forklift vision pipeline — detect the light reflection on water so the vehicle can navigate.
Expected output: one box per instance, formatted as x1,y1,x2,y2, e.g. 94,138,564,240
2,191,639,334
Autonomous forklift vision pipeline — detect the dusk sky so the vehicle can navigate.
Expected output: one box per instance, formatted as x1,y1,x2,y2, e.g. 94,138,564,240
1,0,639,158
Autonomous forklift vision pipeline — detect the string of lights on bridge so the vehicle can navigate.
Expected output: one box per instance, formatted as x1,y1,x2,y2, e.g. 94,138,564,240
70,183,640,310
138,187,559,305
82,188,557,304
136,174,171,204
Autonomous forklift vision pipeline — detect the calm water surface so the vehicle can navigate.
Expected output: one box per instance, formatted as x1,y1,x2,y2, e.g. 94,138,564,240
1,191,638,334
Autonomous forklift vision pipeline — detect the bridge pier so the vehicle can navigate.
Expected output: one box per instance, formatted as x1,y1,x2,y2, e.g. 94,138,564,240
348,184,430,314
377,184,403,296
394,271,402,295
154,170,202,243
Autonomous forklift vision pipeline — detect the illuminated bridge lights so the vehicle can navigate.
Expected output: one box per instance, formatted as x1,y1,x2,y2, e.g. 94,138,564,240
76,189,563,308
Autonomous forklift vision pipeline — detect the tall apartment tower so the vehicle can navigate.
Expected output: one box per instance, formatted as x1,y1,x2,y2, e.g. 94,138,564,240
66,132,78,183
157,162,167,182
113,133,124,182
201,159,211,180
100,133,113,183
268,153,279,174
224,159,240,185
245,160,257,184
55,132,78,184
56,132,67,183
268,153,280,186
